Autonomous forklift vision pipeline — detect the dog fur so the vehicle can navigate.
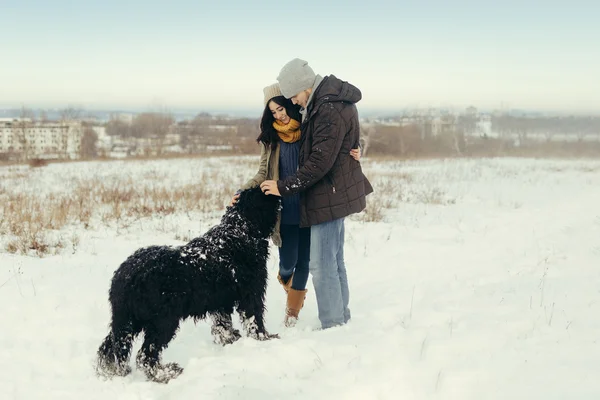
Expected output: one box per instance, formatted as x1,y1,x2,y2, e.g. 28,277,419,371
95,186,280,383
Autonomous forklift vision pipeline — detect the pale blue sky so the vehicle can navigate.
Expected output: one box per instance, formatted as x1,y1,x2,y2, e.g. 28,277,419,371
2,0,599,114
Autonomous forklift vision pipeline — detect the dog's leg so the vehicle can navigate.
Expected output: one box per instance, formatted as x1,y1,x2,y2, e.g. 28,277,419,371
237,301,279,341
97,333,133,378
210,312,241,346
96,315,137,378
136,318,183,384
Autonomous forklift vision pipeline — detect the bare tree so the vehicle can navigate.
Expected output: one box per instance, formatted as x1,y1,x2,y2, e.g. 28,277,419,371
60,105,83,121
175,113,212,153
451,129,465,155
131,112,175,155
359,125,375,157
39,109,50,123
13,106,35,161
457,114,477,138
57,105,84,159
131,112,174,138
106,114,132,137
80,127,98,158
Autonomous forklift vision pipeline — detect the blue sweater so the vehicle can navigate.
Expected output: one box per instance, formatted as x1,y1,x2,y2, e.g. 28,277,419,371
278,140,301,225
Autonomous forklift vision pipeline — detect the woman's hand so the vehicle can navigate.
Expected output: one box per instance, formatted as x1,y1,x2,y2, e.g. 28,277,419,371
350,147,361,161
229,194,240,206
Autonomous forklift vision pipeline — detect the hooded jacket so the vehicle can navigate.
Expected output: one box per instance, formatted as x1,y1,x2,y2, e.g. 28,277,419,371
277,75,373,227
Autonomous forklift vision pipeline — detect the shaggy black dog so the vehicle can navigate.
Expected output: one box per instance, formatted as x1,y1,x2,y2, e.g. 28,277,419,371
96,186,280,383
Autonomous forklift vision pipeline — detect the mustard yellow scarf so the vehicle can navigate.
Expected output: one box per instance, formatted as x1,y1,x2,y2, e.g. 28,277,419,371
273,119,301,143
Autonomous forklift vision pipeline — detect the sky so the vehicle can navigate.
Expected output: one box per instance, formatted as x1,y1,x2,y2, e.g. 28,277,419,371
2,0,600,115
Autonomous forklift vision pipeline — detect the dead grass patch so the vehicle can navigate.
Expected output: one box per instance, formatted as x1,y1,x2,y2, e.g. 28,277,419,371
0,162,243,256
1,156,470,256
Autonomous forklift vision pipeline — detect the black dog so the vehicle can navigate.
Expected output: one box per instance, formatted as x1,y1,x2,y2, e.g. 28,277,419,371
96,186,280,383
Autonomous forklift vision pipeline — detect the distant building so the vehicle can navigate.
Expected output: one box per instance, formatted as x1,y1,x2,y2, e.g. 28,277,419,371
115,113,135,124
465,106,478,116
0,118,83,160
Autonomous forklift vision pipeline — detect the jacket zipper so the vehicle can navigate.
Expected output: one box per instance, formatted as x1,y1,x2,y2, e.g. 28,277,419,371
326,174,336,193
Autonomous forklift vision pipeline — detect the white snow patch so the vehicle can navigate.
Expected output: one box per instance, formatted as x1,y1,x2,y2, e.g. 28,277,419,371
1,157,599,399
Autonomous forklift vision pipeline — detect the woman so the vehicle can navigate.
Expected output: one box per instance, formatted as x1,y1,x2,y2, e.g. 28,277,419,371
232,83,360,327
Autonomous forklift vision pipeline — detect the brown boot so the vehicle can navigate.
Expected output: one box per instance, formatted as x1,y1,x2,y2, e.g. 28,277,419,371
285,288,307,327
277,272,293,293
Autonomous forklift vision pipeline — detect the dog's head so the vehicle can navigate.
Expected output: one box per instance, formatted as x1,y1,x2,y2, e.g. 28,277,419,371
232,186,281,238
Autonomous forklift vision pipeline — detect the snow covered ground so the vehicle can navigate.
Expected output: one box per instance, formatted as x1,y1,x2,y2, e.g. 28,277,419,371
1,156,599,399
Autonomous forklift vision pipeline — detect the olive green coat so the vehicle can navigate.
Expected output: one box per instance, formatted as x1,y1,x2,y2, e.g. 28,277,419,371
240,142,282,246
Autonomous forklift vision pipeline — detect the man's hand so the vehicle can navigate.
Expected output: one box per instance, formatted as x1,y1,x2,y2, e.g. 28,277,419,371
260,180,281,196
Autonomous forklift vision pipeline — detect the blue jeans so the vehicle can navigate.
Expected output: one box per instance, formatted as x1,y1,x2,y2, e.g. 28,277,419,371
310,218,350,329
278,224,310,291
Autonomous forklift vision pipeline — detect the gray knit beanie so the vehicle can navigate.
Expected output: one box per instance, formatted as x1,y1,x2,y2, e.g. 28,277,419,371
277,58,316,98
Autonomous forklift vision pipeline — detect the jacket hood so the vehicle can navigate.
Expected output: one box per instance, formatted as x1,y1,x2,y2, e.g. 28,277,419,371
314,75,362,105
304,75,361,122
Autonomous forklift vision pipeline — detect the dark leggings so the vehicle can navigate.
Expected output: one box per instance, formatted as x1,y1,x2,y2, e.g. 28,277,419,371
278,224,310,291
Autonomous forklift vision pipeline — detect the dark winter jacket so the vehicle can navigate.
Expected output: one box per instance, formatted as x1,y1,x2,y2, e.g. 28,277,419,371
277,75,373,227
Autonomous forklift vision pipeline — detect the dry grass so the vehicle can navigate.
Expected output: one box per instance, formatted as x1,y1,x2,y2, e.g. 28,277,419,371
0,158,255,256
4,154,599,257
0,156,465,256
412,187,455,205
358,196,388,222
1,177,239,256
354,165,410,222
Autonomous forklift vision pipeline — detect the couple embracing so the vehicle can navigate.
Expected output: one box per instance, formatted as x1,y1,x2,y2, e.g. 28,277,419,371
232,58,373,330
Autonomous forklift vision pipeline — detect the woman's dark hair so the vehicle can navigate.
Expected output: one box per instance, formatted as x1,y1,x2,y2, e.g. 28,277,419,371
256,96,302,145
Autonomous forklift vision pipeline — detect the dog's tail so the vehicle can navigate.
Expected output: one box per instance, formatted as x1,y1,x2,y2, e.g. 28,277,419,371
95,317,136,378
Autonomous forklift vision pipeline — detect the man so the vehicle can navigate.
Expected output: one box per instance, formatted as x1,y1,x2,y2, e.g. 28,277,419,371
260,58,373,329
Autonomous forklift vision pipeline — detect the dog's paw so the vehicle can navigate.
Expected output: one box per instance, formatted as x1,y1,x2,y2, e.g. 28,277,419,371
212,328,242,346
146,363,183,384
95,359,132,379
114,364,133,377
223,329,242,345
163,363,184,379
252,332,280,341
